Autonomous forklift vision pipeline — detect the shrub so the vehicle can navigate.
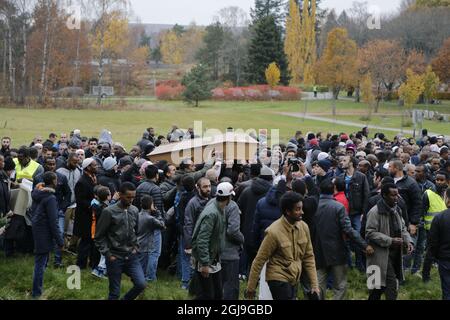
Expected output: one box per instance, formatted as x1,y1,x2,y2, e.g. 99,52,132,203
156,85,185,100
436,92,450,100
211,85,301,101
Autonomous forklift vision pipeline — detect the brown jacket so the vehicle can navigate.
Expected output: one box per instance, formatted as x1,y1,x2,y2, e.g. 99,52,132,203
247,216,319,292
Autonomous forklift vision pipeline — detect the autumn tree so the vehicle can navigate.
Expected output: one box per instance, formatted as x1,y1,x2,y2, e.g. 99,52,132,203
360,73,375,120
182,64,212,107
315,27,358,116
432,37,450,83
284,0,302,84
301,0,317,85
399,68,425,127
160,29,183,65
422,65,440,106
265,62,280,88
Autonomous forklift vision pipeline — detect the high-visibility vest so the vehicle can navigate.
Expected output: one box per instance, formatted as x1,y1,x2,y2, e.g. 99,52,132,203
13,158,40,181
424,189,447,231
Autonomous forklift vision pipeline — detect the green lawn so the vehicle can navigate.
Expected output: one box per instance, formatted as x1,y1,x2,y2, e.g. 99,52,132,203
1,99,449,150
0,253,442,300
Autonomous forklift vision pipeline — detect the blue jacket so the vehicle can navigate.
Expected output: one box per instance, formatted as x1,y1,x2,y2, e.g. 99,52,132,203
252,179,286,249
31,188,64,254
34,172,72,213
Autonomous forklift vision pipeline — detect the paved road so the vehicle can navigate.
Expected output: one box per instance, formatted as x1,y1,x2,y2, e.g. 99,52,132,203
279,112,449,138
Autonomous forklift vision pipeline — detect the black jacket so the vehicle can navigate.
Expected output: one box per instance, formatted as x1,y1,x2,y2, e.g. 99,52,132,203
95,202,140,259
34,172,72,212
312,194,368,269
339,171,370,216
395,175,423,225
428,208,450,261
31,188,64,254
0,170,10,216
98,171,120,195
73,174,96,238
238,177,272,249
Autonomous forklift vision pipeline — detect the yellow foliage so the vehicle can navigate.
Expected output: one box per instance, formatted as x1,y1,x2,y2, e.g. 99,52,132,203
361,73,375,105
422,65,440,103
92,12,129,57
399,69,425,108
160,30,184,65
265,62,281,88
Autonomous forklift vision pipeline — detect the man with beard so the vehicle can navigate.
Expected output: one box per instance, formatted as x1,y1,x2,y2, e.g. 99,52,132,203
74,158,99,269
421,171,449,282
13,146,44,182
84,138,98,158
1,137,11,157
94,143,115,174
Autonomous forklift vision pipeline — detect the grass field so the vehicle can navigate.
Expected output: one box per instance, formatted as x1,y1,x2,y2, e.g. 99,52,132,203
0,253,442,300
1,99,449,150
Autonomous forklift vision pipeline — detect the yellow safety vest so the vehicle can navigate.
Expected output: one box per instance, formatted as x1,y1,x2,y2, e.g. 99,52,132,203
424,189,447,231
13,158,40,181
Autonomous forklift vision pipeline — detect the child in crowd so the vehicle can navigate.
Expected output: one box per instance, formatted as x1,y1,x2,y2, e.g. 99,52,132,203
91,186,118,278
137,195,166,279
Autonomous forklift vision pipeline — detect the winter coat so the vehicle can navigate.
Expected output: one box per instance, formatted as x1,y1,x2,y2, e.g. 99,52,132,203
95,202,140,259
183,194,210,249
312,195,368,270
160,179,177,211
247,216,319,292
56,165,82,206
221,200,245,261
135,179,164,216
365,199,412,287
34,172,72,212
428,209,450,261
338,171,370,216
0,170,11,216
73,174,96,238
98,171,120,195
31,188,64,254
395,175,423,225
252,179,286,248
238,177,272,250
191,199,226,267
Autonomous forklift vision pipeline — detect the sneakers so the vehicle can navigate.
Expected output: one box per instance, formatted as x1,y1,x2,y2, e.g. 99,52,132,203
92,267,107,279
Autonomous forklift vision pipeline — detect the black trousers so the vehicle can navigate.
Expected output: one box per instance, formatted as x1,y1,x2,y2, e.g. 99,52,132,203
76,237,99,269
222,260,240,300
368,258,398,300
194,270,223,300
268,281,298,300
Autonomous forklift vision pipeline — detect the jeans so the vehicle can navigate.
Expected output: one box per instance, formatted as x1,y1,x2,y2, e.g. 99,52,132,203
178,237,192,287
105,253,147,300
54,212,65,265
222,260,240,300
138,252,150,277
369,258,399,300
268,281,298,300
32,253,49,298
194,270,223,300
439,260,450,300
350,214,365,272
147,230,162,281
411,226,427,274
317,265,348,300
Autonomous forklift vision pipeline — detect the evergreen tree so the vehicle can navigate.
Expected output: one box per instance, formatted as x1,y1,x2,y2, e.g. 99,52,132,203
182,64,212,107
246,15,291,85
251,0,285,23
196,22,227,81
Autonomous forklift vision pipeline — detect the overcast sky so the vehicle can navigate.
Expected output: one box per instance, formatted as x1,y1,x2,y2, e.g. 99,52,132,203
129,0,402,25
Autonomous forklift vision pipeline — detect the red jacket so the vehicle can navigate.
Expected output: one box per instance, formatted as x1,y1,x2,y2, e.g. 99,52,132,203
334,192,349,215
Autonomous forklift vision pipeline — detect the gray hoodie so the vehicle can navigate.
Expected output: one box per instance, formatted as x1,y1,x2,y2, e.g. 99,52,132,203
221,200,245,261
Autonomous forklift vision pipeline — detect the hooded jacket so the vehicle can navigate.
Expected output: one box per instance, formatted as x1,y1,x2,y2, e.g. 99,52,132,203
238,177,272,249
98,170,120,195
34,171,72,212
31,188,64,254
252,179,286,249
183,194,211,249
221,200,245,261
395,174,423,225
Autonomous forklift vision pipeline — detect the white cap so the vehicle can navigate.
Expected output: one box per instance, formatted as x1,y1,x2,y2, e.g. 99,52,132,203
317,152,329,161
82,158,95,169
216,182,235,197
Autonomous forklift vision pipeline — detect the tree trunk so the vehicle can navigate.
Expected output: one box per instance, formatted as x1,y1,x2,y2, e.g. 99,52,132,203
20,19,27,105
7,16,15,102
96,40,105,106
2,37,6,95
73,28,81,87
39,1,51,104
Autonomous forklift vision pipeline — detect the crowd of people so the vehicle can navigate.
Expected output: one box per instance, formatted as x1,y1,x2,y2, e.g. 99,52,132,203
0,126,449,300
